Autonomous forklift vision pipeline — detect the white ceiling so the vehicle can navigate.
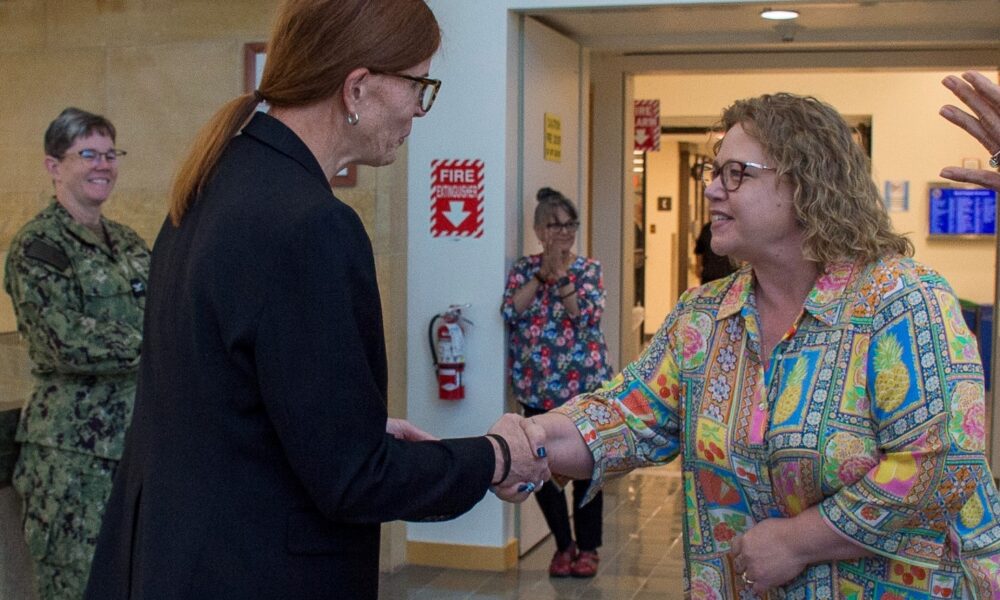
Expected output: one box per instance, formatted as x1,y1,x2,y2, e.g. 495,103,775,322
524,0,1000,57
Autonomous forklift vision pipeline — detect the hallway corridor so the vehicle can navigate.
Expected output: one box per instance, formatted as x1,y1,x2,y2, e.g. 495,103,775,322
379,463,685,599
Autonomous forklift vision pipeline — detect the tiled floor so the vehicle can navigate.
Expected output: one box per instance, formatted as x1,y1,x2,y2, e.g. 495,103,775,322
379,463,686,599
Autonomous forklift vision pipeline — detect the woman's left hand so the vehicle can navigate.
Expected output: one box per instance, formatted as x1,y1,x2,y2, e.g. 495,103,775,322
730,518,807,594
386,418,439,441
730,506,873,594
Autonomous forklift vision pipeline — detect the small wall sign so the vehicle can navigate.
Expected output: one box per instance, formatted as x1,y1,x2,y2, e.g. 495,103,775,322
431,159,485,239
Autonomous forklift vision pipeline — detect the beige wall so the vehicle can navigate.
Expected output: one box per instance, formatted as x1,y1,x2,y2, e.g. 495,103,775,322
0,0,410,571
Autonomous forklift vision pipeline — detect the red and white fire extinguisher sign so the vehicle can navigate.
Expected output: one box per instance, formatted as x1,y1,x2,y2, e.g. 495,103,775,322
428,305,472,400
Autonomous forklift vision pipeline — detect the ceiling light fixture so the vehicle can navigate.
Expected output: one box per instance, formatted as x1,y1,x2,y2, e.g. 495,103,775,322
760,8,800,20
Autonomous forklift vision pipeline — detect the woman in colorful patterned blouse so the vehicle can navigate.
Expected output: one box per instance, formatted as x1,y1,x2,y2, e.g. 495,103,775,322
501,187,612,578
521,94,1000,599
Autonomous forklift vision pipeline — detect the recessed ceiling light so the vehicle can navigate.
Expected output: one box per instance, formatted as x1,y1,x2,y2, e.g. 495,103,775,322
760,8,800,20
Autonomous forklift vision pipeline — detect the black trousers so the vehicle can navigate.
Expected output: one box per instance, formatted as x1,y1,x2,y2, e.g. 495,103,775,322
524,405,603,552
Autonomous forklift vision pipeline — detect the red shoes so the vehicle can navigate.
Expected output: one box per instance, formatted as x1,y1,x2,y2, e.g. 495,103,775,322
548,544,600,578
571,550,600,578
548,543,577,577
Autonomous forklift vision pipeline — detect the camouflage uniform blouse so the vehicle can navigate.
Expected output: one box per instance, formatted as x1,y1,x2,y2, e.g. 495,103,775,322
4,201,149,460
557,257,1000,599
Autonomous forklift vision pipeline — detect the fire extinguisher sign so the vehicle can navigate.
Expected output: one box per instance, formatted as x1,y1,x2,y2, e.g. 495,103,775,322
431,159,484,238
634,100,660,152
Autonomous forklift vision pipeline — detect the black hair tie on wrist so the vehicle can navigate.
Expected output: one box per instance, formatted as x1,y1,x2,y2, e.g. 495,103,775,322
486,433,512,486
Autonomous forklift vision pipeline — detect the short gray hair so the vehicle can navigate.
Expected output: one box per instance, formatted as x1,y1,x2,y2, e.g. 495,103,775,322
44,107,116,158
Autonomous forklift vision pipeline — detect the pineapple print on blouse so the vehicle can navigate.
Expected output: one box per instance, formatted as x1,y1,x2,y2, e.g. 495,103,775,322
557,257,1000,600
873,332,911,414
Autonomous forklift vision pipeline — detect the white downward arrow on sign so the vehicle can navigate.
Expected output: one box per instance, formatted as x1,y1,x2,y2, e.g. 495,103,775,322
635,129,648,145
443,201,470,227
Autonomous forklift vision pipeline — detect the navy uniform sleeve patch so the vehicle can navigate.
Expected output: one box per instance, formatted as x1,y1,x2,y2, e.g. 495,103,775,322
23,239,71,272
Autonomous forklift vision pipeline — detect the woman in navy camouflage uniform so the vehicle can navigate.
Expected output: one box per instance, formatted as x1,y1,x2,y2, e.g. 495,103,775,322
4,107,149,600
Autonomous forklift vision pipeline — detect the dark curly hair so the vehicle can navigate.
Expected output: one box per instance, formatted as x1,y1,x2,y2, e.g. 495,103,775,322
533,187,578,227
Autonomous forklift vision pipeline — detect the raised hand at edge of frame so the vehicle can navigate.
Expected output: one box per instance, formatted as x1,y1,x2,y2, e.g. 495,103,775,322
939,70,1000,191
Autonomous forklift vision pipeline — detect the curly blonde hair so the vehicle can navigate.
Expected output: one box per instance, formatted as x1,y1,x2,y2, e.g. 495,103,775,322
715,93,912,265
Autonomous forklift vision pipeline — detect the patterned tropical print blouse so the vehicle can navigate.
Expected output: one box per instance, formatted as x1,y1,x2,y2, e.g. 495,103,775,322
501,254,612,411
556,257,1000,599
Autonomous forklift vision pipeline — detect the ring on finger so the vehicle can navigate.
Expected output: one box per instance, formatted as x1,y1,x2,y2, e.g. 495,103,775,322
741,572,756,585
990,148,1000,169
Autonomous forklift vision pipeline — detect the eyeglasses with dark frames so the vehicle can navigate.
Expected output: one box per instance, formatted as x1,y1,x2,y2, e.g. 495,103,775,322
701,160,776,192
545,220,579,233
63,148,127,164
371,71,441,113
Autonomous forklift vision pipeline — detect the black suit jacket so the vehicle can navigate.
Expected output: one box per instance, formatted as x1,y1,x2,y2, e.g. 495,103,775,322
85,113,495,599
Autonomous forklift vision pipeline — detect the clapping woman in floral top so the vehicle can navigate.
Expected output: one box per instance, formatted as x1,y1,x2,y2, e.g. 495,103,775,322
501,187,612,578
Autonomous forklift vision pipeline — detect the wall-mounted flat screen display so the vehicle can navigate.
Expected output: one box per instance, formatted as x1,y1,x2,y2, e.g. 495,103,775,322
928,186,996,237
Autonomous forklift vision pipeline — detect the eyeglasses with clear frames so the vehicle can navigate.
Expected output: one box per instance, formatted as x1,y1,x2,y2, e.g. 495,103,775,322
701,160,775,192
546,220,579,233
371,71,441,113
64,149,127,164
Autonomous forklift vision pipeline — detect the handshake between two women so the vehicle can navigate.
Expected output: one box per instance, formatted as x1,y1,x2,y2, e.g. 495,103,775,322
388,412,576,504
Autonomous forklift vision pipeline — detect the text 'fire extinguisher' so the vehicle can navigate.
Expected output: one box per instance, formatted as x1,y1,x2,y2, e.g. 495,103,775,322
428,305,473,401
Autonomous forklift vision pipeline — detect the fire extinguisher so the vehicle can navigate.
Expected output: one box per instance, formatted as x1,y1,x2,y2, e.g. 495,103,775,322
428,305,472,400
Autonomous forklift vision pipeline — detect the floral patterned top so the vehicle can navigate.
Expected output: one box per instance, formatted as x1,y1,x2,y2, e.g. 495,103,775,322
501,254,612,410
557,257,1000,599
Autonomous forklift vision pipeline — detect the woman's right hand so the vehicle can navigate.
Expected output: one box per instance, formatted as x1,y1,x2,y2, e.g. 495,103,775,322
940,71,1000,191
